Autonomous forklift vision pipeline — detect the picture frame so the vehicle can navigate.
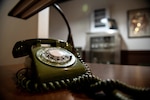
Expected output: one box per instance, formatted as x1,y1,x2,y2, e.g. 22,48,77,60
127,8,150,38
90,8,110,32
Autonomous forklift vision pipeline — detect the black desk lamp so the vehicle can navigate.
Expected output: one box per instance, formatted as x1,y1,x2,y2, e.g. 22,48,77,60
8,0,74,48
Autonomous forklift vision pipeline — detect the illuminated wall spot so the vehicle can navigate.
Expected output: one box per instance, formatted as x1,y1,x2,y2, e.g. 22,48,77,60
82,4,88,12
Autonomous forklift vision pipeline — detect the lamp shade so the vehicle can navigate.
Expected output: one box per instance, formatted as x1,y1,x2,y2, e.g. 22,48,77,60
8,0,71,19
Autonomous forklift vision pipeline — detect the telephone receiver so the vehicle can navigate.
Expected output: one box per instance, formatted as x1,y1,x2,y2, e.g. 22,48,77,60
10,2,150,100
12,38,73,58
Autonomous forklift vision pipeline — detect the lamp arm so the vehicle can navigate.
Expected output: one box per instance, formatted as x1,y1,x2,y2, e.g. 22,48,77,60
52,3,74,48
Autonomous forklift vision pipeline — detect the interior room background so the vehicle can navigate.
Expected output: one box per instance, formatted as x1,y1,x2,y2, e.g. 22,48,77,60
0,0,150,66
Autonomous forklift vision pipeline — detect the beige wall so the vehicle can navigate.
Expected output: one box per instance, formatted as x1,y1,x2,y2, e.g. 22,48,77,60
49,0,150,50
0,0,38,66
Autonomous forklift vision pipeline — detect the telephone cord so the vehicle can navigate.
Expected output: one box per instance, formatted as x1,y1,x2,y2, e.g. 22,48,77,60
16,67,150,100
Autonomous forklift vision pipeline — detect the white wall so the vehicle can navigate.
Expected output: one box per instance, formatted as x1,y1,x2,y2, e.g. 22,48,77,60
49,0,150,50
0,0,38,66
38,7,50,38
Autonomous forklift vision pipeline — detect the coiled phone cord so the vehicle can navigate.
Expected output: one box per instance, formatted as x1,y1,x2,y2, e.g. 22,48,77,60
16,63,150,100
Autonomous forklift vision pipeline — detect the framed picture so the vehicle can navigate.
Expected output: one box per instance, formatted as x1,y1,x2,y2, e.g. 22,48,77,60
127,8,150,38
90,8,110,32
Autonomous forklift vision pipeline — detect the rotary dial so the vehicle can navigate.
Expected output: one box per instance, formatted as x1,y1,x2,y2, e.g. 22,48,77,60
36,47,76,67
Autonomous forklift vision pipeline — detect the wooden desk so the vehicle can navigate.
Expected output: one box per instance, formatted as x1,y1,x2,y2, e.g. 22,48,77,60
0,63,150,100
